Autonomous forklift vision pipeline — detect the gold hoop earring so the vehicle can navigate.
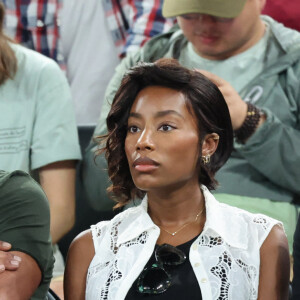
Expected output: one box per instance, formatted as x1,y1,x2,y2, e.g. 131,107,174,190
202,155,210,164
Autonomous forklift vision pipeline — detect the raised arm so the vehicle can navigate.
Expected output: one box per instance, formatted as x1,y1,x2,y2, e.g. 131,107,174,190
64,230,95,300
201,69,300,197
258,225,290,299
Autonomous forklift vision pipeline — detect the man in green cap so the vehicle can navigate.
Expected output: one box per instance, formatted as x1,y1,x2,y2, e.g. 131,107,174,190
83,0,300,252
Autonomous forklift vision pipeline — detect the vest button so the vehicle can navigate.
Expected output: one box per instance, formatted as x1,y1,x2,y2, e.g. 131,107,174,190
201,278,207,283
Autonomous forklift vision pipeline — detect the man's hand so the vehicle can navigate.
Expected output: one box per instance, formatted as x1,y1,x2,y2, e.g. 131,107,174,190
198,70,248,130
0,241,21,273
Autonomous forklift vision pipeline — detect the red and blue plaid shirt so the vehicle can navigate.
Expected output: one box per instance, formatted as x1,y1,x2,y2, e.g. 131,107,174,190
3,0,64,66
103,0,175,57
2,0,174,66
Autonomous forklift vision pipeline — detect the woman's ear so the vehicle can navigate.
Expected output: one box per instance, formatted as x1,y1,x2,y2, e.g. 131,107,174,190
201,133,219,158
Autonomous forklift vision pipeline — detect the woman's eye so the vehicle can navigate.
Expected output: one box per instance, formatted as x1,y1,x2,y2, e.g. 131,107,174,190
158,124,174,132
128,126,140,133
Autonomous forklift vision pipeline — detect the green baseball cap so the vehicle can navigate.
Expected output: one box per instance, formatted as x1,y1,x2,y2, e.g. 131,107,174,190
163,0,247,19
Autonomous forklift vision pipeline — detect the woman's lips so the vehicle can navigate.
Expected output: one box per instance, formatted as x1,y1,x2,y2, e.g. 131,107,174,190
134,165,159,172
133,157,159,172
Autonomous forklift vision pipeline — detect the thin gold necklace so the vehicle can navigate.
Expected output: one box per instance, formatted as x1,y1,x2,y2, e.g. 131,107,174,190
158,206,205,236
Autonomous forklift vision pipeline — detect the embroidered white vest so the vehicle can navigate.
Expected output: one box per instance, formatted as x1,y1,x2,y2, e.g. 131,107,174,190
86,186,280,300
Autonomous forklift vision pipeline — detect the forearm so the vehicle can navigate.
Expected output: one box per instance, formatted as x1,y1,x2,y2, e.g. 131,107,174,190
236,109,300,194
39,161,77,244
50,199,75,244
234,103,266,144
0,251,41,300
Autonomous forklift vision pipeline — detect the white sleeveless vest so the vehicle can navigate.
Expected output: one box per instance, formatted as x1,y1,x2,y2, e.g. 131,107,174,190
86,186,281,300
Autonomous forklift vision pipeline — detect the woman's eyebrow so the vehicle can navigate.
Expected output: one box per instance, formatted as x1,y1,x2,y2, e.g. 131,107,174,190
128,112,142,119
128,110,185,119
155,110,184,119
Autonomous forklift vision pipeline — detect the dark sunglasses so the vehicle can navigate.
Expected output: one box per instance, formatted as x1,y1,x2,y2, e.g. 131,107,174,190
137,243,186,294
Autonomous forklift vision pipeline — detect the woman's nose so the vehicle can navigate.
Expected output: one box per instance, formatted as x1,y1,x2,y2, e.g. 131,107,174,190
136,130,155,151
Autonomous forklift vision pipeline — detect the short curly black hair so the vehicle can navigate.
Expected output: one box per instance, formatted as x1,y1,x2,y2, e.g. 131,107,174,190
99,58,233,208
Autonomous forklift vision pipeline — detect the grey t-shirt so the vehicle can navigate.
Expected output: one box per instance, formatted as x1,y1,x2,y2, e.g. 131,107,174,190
0,43,81,173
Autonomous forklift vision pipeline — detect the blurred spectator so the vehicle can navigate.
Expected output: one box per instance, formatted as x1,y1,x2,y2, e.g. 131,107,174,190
0,170,54,300
262,0,300,32
3,0,64,67
61,0,175,125
0,2,81,295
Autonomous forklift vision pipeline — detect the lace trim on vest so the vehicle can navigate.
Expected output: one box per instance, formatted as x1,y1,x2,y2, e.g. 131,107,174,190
88,209,277,300
88,220,150,300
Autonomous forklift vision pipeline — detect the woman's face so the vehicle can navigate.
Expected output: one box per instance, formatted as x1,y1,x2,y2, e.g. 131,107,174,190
125,86,200,192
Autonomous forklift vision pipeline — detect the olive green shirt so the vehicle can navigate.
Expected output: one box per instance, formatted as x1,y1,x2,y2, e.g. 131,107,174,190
0,170,54,299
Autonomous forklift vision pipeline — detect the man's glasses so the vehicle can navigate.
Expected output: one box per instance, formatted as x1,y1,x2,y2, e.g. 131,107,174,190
137,243,186,294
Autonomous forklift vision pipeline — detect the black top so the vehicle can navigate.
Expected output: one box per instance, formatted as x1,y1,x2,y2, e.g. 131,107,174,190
125,235,202,300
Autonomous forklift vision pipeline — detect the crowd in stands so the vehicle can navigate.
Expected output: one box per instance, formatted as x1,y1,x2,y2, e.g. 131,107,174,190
0,0,299,299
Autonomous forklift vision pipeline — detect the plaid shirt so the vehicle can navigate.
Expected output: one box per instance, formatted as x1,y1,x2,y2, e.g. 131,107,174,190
103,0,175,57
3,0,64,67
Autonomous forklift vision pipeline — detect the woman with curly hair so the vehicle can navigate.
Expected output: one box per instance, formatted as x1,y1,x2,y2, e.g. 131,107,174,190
64,58,289,300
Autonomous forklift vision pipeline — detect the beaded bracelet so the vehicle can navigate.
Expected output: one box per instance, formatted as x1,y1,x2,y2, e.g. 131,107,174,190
234,103,261,144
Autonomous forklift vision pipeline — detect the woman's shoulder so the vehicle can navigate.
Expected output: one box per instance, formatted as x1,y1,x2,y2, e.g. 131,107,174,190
219,200,279,222
219,200,281,228
205,188,281,232
90,204,144,247
204,189,282,249
69,229,94,256
218,201,283,247
11,42,58,69
67,230,95,271
91,204,143,230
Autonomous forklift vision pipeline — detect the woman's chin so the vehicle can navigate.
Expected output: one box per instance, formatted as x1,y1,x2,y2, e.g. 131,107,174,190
133,180,160,192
